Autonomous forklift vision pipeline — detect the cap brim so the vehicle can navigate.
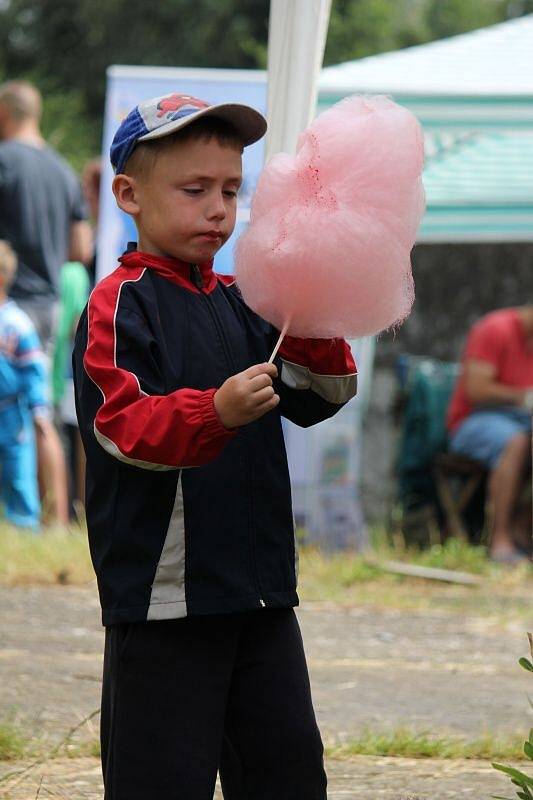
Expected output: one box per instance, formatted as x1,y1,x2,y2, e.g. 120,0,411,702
138,102,267,148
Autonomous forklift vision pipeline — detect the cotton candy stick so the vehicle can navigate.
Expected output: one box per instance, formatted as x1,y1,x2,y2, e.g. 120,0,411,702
268,317,291,363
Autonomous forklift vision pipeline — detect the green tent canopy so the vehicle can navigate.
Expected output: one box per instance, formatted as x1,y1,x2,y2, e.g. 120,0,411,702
318,15,533,242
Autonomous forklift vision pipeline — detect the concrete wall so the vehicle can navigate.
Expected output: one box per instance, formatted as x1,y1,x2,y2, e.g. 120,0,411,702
360,242,533,522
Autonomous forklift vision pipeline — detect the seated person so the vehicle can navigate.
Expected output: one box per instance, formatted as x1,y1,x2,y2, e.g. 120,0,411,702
447,306,533,562
0,240,49,529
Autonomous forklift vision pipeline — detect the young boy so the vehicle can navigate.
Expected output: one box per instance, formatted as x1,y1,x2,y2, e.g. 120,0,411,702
0,239,49,529
73,92,357,800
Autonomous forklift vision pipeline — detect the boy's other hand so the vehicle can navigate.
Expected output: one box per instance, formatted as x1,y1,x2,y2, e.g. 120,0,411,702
214,363,280,429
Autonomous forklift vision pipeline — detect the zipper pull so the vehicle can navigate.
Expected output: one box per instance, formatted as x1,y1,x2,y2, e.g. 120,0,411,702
190,264,204,289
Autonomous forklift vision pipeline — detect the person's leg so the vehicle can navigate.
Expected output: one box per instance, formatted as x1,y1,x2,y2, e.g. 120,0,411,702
35,417,69,525
101,613,241,800
450,411,531,557
0,425,40,529
219,608,327,800
488,432,530,558
16,297,69,525
74,426,86,508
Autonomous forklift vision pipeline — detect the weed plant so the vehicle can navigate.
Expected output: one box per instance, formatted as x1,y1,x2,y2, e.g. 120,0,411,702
492,635,533,799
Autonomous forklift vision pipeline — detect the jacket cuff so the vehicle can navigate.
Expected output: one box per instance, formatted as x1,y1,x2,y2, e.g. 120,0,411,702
199,389,238,439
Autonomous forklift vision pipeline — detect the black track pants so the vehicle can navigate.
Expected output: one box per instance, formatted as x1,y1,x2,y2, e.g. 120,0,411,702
101,608,327,799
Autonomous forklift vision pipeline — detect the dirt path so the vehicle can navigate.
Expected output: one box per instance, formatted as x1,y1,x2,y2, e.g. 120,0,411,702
0,754,517,799
0,584,530,798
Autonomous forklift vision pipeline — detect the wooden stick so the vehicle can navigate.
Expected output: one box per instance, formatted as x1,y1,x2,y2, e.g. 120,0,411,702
269,318,291,363
372,560,482,586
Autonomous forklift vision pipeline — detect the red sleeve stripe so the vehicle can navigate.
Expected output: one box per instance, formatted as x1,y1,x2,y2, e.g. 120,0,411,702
83,265,234,470
84,267,177,469
279,336,357,377
84,264,146,406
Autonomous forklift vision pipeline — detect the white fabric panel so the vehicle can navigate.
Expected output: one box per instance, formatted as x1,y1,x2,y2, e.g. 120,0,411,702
280,359,357,405
266,0,332,161
148,473,187,620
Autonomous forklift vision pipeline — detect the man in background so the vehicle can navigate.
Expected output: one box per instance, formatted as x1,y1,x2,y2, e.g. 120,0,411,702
0,80,93,524
447,306,533,563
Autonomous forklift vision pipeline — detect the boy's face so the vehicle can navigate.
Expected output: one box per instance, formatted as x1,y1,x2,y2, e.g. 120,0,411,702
126,137,242,264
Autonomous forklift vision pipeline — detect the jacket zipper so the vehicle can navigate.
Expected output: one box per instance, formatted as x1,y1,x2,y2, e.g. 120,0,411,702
190,265,266,608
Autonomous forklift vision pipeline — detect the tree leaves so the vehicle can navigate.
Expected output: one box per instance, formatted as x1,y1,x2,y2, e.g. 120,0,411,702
0,0,531,167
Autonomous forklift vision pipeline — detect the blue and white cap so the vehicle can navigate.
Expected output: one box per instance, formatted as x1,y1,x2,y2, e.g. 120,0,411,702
110,92,267,174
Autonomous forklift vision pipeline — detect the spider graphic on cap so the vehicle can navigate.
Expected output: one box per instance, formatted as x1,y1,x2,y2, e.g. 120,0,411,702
156,93,210,120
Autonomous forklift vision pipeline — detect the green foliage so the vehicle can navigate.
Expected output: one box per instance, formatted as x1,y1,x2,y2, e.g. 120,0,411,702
40,84,100,172
324,0,404,65
0,0,531,169
0,522,94,585
0,720,27,760
424,0,505,39
406,538,490,574
492,637,533,799
327,727,526,760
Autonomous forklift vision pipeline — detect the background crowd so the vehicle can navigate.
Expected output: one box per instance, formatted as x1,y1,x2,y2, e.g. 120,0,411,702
0,79,100,529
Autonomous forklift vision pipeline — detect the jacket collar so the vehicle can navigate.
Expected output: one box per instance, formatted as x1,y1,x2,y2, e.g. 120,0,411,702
118,245,217,294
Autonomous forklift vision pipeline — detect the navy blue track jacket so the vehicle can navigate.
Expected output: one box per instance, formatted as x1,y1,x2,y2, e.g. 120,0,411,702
73,249,357,625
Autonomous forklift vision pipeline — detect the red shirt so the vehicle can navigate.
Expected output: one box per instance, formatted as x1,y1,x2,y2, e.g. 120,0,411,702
447,308,533,432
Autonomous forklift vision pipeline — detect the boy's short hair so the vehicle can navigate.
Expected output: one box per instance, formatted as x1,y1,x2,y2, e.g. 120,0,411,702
0,240,17,287
124,116,245,181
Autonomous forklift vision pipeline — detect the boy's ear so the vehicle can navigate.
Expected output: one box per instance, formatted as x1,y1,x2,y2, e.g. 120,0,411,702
112,174,140,216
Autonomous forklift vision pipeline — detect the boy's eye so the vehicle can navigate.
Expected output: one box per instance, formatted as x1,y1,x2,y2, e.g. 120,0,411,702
183,188,203,195
224,190,238,198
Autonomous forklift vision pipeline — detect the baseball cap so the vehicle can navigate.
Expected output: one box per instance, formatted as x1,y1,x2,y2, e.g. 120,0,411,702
110,92,267,174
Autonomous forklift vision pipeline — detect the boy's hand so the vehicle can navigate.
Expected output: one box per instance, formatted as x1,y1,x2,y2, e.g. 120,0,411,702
214,363,280,429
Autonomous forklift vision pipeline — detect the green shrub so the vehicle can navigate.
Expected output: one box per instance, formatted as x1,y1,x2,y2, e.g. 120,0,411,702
492,634,533,799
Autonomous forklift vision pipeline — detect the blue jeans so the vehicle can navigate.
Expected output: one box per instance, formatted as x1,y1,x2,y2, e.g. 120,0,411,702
450,407,531,470
0,403,40,529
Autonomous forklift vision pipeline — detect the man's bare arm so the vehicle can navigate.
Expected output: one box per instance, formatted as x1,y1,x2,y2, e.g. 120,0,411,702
464,359,526,407
69,220,93,265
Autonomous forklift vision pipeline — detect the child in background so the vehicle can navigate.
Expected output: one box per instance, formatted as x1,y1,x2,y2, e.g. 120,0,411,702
52,260,90,514
0,239,49,529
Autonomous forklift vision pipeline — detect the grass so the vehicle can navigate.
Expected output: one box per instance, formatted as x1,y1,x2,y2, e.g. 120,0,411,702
0,522,531,620
0,721,27,761
0,523,94,586
326,727,527,761
297,536,532,620
0,718,525,764
64,739,101,759
0,710,101,767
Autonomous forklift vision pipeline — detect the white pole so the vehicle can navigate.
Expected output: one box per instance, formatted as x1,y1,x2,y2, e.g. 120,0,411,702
265,0,333,162
265,0,332,360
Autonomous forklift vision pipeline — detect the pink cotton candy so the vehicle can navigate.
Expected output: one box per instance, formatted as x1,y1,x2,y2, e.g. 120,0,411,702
234,95,425,339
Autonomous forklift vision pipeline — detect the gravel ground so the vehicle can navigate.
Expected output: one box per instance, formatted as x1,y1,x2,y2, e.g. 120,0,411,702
0,584,530,799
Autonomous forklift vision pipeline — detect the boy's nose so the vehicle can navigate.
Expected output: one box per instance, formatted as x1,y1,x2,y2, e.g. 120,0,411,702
207,193,227,221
